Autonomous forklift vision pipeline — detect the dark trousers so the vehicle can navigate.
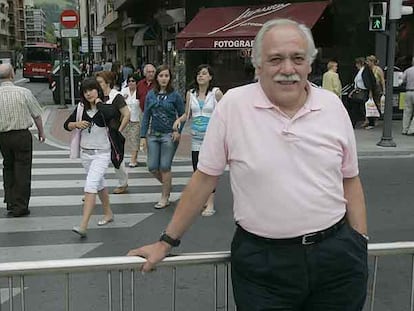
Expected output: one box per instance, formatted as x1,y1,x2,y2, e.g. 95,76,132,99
231,222,368,311
0,130,33,212
192,151,215,193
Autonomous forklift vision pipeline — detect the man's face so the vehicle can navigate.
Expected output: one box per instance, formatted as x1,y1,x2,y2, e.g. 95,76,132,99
145,65,155,82
256,25,312,108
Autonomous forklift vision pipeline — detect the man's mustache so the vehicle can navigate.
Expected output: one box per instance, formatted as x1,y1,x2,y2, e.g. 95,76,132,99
273,74,301,82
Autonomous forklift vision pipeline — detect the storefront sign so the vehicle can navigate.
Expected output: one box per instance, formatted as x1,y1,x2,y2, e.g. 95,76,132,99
213,40,254,49
208,4,290,35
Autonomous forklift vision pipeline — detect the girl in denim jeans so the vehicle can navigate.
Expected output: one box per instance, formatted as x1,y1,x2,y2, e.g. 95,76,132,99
140,65,185,209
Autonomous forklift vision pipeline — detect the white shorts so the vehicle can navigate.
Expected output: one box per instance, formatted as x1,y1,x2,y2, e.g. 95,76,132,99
81,149,111,193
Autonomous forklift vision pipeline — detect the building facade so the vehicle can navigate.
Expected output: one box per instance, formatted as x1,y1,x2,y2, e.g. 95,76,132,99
0,0,25,51
24,5,47,44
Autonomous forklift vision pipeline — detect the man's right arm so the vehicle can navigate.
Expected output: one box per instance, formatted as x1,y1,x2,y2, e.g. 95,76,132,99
127,170,219,272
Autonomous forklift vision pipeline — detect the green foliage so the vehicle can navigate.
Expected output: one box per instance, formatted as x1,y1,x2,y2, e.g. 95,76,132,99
33,0,77,24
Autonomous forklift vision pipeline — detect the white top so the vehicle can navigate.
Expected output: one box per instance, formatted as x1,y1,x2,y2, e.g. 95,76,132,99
198,82,358,238
121,86,141,122
80,109,110,150
354,68,367,89
189,87,219,118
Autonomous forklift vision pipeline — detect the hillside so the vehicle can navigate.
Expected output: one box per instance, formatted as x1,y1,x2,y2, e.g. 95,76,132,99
34,0,77,24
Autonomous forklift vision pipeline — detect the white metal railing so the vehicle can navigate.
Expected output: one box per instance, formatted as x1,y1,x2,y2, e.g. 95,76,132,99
0,243,414,311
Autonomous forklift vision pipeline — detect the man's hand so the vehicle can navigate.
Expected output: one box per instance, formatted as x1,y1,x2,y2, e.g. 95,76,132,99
127,241,171,272
38,132,46,143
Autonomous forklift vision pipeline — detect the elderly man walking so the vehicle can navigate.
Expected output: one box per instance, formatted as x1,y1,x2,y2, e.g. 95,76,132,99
128,19,368,310
0,64,46,217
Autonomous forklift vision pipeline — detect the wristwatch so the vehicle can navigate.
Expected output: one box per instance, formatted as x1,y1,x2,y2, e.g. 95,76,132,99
159,231,181,247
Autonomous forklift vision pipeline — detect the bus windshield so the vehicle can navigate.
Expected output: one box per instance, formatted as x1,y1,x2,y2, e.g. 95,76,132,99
23,47,53,63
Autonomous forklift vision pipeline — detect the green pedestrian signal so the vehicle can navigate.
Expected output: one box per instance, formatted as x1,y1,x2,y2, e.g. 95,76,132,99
369,2,387,31
371,17,384,30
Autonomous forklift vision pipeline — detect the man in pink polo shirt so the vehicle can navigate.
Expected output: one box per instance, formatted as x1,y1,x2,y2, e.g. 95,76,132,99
129,19,368,310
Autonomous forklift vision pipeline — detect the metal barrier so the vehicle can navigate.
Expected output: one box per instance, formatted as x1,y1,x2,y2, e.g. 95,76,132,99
0,243,414,310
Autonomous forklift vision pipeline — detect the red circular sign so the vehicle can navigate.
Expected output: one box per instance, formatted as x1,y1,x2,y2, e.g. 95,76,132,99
60,9,79,29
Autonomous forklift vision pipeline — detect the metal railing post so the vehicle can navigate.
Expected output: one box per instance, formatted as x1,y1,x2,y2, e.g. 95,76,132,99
214,265,218,311
411,255,414,311
224,264,229,311
107,271,112,311
119,270,123,311
370,256,379,311
20,276,25,311
131,270,135,311
172,267,177,311
65,273,70,311
8,277,13,311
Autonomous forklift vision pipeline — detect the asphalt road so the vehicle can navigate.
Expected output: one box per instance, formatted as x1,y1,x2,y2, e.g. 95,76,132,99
0,78,413,310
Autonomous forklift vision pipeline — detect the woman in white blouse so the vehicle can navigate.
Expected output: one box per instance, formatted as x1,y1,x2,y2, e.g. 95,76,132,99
174,64,223,216
121,74,142,167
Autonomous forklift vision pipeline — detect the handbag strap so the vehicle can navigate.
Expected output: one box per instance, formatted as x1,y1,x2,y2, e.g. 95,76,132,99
100,111,121,156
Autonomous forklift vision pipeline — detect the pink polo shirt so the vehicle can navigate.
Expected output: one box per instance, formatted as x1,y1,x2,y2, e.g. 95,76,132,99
198,82,358,238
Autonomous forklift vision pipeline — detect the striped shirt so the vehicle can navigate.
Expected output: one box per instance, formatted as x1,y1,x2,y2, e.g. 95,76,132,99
0,81,43,132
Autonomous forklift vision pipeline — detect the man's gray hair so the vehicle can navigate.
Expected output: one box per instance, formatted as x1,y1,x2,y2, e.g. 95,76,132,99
0,63,13,80
251,19,318,69
144,63,155,75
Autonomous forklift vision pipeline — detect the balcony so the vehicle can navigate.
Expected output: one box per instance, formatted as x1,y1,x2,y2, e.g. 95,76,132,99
97,10,119,35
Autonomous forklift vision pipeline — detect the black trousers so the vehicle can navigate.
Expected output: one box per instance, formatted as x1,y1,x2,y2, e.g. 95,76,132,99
231,222,368,311
192,151,215,193
0,129,33,212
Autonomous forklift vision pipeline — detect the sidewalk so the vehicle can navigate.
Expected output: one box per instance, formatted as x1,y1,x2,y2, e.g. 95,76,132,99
41,105,414,158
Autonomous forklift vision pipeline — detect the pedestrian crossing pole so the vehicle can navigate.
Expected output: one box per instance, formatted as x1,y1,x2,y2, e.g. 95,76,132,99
377,0,413,147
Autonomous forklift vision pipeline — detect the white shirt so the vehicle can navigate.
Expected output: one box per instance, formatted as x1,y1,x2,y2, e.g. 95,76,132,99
121,86,141,122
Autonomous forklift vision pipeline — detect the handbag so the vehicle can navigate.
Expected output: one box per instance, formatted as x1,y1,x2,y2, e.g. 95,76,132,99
69,102,84,159
365,98,380,118
100,111,125,169
351,89,368,104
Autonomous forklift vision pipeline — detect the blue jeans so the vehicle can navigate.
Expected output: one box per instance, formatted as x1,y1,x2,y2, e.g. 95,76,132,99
146,133,177,172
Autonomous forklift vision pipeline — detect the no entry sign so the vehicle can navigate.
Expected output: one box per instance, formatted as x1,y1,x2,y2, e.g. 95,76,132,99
60,9,79,29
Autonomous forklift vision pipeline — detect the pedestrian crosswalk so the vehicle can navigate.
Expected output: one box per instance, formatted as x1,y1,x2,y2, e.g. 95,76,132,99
0,142,194,263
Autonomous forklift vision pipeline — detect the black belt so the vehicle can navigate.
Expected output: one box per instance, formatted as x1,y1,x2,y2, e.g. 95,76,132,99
236,216,346,246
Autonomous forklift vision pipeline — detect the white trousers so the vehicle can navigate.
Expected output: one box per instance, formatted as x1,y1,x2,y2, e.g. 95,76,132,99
114,160,128,187
81,150,111,193
403,92,414,134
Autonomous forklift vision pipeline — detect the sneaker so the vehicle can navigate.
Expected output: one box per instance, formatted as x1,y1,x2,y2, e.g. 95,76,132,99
364,126,374,130
128,162,138,168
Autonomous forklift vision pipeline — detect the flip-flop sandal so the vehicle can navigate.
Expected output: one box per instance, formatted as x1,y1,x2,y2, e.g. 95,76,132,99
202,209,216,217
154,201,170,209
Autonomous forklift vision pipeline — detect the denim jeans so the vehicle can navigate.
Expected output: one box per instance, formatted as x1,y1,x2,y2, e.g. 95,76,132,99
147,133,177,172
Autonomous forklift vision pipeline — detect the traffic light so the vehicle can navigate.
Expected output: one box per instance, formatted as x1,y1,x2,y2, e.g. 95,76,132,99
369,2,387,31
389,0,413,20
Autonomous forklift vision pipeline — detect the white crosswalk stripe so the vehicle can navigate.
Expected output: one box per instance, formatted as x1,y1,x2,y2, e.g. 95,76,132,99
0,148,193,263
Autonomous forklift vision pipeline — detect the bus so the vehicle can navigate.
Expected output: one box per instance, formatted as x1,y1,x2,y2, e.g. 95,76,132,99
23,42,58,80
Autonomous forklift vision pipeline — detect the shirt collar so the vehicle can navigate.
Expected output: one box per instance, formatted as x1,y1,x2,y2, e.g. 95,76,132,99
0,81,14,86
253,82,323,112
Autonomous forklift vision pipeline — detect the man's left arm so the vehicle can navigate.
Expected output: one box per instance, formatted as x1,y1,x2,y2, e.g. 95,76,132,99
343,176,367,235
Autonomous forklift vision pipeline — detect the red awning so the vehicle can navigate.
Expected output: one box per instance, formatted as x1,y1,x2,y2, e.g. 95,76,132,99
176,2,330,50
